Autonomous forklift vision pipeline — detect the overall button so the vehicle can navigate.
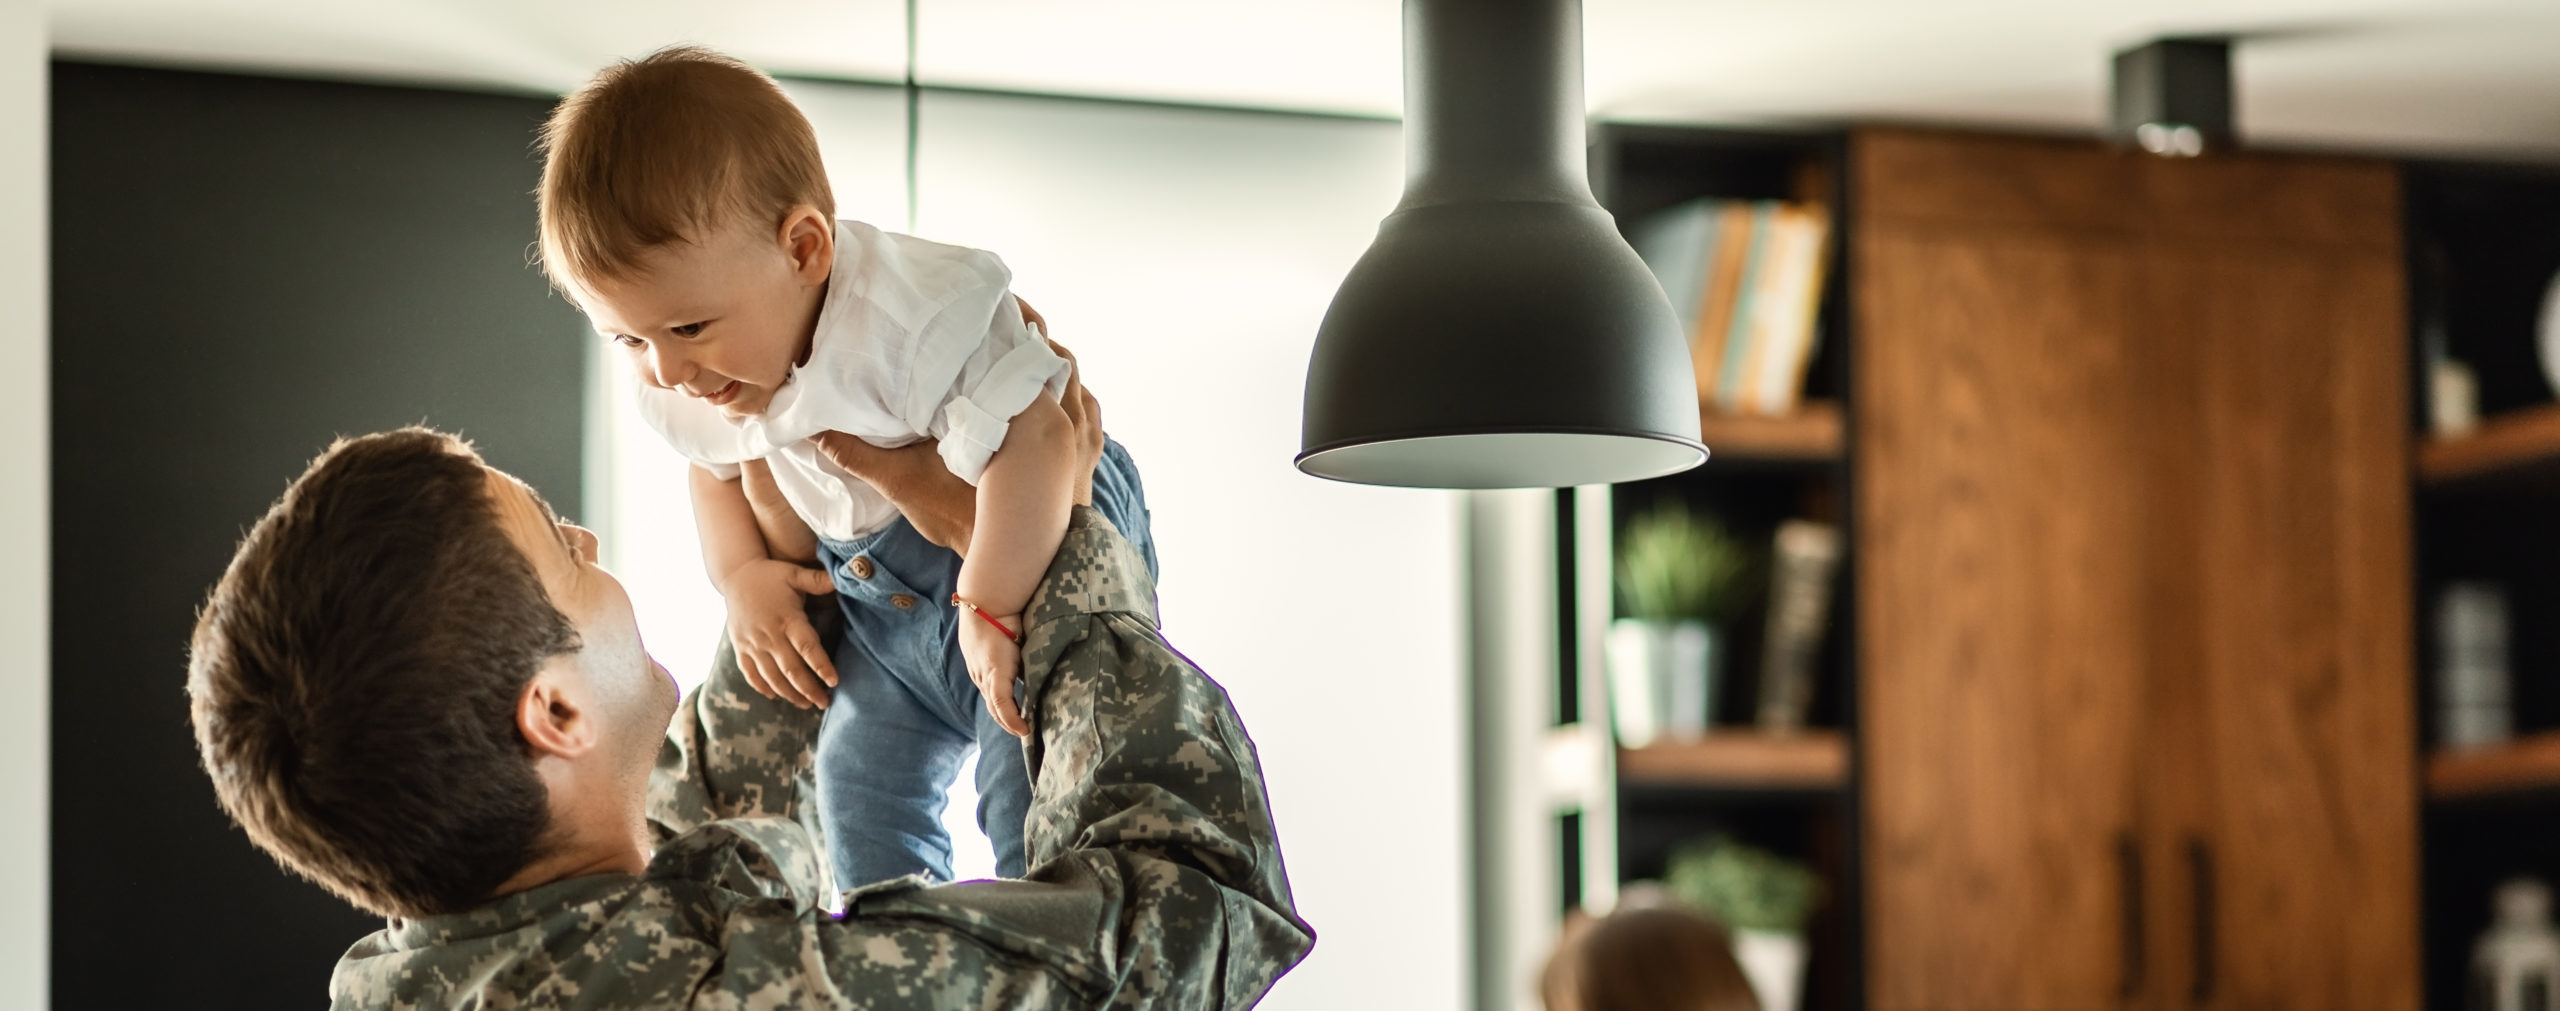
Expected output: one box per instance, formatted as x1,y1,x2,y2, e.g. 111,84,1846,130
846,556,875,580
889,593,917,610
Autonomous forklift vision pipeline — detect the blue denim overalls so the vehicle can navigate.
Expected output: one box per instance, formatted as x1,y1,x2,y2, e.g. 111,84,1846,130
810,437,1157,887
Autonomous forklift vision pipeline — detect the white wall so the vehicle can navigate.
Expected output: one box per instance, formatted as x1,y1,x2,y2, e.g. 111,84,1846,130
0,0,43,1007
912,89,1466,1011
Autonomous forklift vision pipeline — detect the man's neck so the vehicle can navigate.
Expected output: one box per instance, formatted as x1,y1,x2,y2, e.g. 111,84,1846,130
489,778,652,902
491,832,648,902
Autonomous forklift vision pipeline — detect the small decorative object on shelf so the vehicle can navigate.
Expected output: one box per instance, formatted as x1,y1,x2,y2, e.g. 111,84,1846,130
2433,357,2482,437
2421,254,2481,437
2538,266,2560,400
1609,502,1756,747
1757,520,1842,734
1667,835,1821,1011
2439,582,2514,752
2474,878,2560,1011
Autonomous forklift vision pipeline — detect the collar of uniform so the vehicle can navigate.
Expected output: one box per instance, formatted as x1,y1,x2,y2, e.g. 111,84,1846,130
377,873,633,951
376,817,825,951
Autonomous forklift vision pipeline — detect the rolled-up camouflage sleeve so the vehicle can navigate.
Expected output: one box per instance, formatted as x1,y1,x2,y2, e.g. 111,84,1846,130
689,506,1314,1008
645,603,829,845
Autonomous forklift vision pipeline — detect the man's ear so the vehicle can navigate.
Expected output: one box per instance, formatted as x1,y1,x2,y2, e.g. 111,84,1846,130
516,661,599,761
779,206,833,286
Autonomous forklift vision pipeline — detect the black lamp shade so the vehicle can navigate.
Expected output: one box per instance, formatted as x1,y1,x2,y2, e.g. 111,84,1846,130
1295,0,1706,489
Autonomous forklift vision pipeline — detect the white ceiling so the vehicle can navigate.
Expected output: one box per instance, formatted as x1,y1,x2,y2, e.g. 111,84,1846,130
44,0,2560,157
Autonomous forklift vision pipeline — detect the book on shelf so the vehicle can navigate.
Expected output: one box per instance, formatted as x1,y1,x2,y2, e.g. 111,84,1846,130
1629,198,1833,418
1756,520,1842,733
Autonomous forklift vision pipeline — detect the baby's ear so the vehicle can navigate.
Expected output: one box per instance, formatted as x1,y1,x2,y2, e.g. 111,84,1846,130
781,207,833,281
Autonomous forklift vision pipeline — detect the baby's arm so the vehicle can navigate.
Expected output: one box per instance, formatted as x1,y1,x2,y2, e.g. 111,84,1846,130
953,394,1081,737
739,458,819,564
690,465,837,708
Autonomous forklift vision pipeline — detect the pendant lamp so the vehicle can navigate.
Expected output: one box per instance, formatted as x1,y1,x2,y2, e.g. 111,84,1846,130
1296,0,1707,489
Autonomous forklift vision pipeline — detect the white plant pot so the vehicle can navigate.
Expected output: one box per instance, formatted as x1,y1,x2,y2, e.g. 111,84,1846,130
1606,619,1717,747
1732,928,1808,1011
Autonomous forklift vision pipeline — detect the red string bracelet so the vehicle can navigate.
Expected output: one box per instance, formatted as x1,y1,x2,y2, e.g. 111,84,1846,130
951,595,1019,642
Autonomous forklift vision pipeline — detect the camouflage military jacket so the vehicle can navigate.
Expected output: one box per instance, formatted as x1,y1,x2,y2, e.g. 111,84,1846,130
329,507,1314,1008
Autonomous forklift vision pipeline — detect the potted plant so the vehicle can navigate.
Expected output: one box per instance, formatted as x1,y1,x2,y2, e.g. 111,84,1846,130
1667,835,1822,1011
1609,501,1754,746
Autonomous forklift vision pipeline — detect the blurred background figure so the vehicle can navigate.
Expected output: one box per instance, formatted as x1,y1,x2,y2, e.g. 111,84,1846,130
1542,895,1761,1011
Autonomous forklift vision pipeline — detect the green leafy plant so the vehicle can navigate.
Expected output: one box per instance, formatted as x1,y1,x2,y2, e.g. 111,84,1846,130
1614,501,1756,625
1665,835,1822,933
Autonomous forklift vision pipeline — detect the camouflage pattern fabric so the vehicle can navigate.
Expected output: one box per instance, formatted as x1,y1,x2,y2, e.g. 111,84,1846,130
329,507,1315,1008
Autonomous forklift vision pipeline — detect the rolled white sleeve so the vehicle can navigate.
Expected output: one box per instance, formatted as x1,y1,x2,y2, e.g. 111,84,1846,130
934,335,1071,484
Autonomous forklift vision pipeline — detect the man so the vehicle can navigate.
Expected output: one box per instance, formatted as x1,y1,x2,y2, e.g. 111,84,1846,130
184,375,1311,1007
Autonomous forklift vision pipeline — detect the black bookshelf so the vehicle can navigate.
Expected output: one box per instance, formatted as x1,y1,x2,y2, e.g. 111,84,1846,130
2406,158,2560,1011
1582,123,1863,1011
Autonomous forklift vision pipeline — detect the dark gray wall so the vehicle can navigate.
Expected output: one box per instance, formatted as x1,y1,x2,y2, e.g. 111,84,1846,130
50,62,585,1009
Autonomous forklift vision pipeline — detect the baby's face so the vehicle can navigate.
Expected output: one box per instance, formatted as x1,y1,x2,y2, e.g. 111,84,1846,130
575,212,830,418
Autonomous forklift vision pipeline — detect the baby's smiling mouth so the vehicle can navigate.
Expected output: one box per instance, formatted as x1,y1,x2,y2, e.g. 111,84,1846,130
698,380,742,407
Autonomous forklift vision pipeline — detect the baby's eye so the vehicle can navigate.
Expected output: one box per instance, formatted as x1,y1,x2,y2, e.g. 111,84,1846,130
613,334,644,349
672,322,707,338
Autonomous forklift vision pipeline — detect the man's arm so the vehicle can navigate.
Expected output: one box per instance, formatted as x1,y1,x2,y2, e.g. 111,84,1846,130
646,622,825,842
699,508,1312,1008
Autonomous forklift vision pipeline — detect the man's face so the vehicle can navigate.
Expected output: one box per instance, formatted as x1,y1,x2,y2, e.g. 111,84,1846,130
482,467,679,779
574,215,824,419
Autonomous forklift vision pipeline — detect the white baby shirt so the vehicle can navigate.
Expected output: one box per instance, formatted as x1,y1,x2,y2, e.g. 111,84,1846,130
636,219,1071,542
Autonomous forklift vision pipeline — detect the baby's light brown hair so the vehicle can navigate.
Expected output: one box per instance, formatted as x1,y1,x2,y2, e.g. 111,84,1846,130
536,45,834,290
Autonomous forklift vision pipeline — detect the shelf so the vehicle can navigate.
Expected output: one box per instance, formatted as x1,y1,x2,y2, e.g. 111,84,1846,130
2419,402,2560,486
2428,731,2560,800
1619,730,1848,791
1698,401,1844,462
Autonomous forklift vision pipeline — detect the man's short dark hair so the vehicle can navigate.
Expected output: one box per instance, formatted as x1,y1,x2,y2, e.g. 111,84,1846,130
187,427,578,919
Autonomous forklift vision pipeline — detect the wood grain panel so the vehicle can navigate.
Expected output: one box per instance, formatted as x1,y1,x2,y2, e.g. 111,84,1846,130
1853,131,2416,1011
1855,128,2138,235
1857,220,2151,1011
2165,236,2418,1011
2139,155,2401,252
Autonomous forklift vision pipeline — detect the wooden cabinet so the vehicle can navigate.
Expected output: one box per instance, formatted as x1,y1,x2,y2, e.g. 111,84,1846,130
1854,129,2417,1010
2147,166,2417,1010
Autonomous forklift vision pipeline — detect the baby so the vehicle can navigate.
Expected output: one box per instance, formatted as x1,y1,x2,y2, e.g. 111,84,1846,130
535,46,1157,888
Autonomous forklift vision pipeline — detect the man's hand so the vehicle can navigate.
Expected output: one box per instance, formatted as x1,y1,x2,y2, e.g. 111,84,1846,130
1050,339,1104,509
718,559,838,709
959,606,1030,737
814,433,978,552
811,336,1108,546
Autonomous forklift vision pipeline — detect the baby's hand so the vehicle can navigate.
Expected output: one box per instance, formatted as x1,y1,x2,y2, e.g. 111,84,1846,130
719,559,838,709
958,606,1030,737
